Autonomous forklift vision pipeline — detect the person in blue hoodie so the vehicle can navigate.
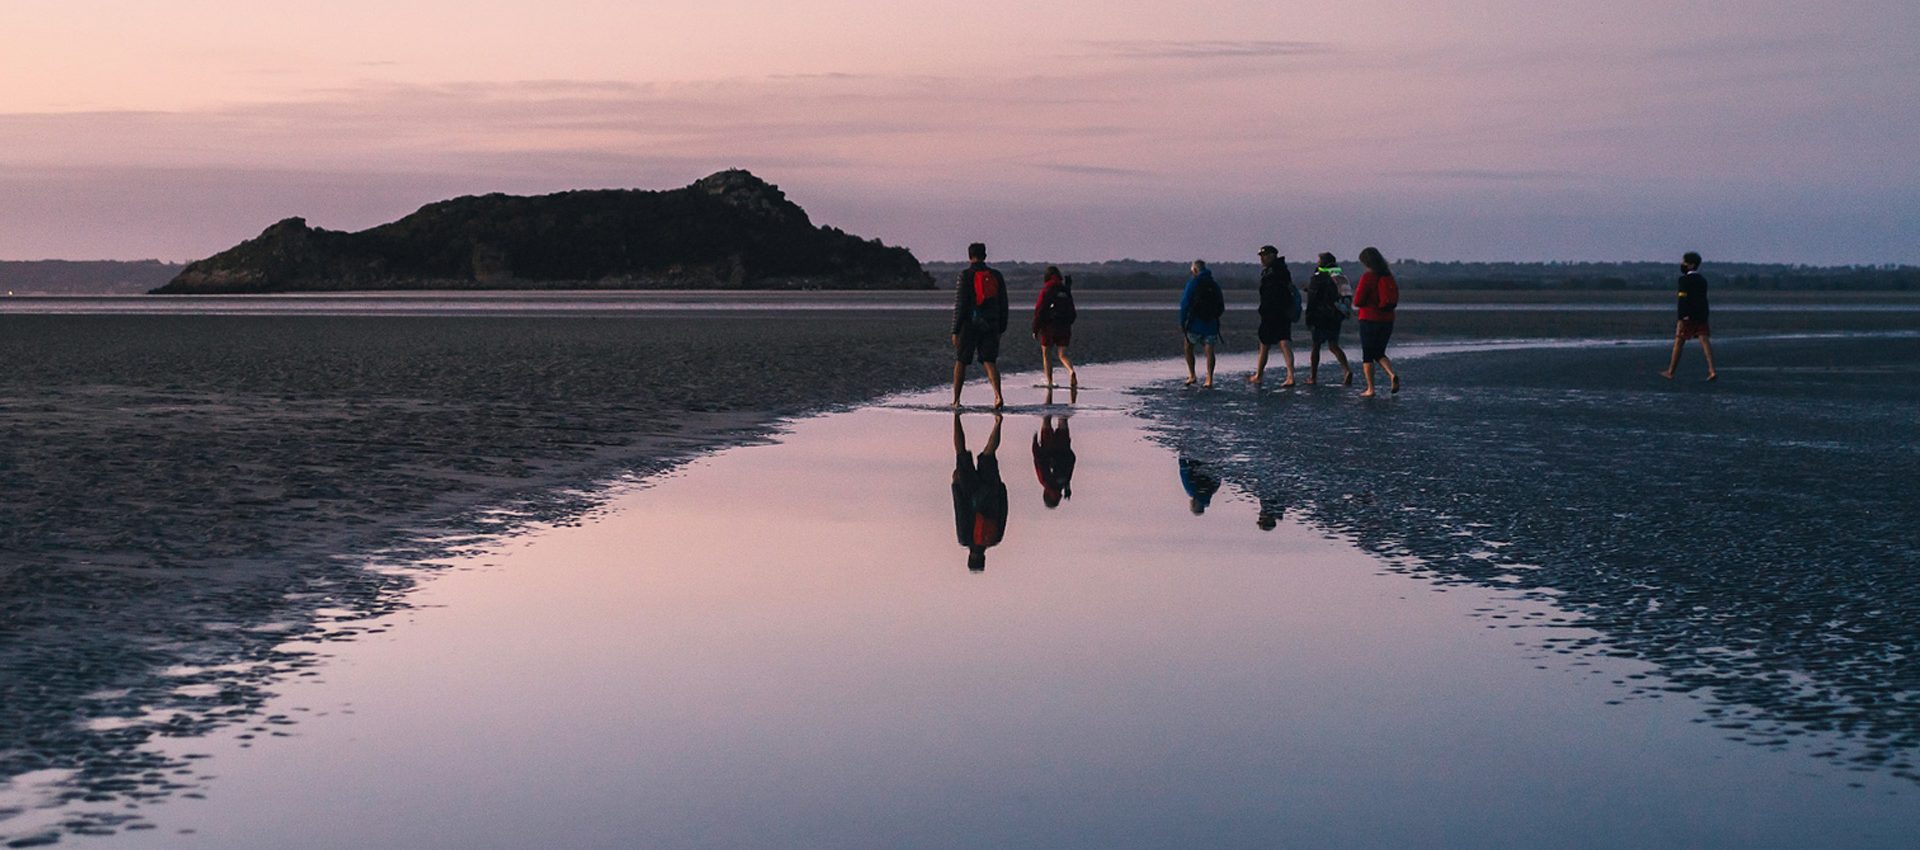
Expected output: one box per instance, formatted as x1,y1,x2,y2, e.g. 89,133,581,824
1179,259,1225,387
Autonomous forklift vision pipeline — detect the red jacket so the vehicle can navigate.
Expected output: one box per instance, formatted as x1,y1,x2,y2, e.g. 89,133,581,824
1353,271,1399,323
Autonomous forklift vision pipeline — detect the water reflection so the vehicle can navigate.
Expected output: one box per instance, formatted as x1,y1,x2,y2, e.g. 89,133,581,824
1138,337,1920,783
950,413,1008,572
1031,415,1076,509
1177,456,1221,515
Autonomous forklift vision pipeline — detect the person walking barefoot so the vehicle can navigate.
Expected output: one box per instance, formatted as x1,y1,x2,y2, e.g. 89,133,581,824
1303,254,1354,386
1352,246,1401,398
951,242,1009,408
1249,245,1298,387
1660,251,1719,381
1179,260,1225,387
1032,266,1079,388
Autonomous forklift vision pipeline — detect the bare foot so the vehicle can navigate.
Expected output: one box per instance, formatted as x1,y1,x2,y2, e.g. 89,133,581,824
1305,377,1317,386
1706,372,1719,382
1390,375,1401,394
1342,371,1354,386
1359,389,1376,398
1248,373,1263,385
1203,377,1214,388
1279,379,1296,388
951,398,962,409
1659,370,1675,380
993,396,1006,409
1184,376,1197,387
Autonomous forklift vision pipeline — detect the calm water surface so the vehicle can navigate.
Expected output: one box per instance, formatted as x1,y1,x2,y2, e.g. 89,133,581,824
7,357,1916,849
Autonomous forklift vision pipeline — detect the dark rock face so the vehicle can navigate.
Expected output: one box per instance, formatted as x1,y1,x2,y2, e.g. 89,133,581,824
156,170,932,293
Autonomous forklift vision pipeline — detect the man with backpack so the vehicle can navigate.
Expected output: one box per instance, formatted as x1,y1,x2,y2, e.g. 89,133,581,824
951,241,1009,408
1249,245,1299,387
1179,259,1225,387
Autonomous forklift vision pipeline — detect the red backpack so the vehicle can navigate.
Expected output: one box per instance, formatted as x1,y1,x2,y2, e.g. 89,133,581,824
968,270,1001,332
973,270,999,304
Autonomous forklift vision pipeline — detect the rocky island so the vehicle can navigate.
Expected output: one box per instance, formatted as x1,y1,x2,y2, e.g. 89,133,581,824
155,170,931,293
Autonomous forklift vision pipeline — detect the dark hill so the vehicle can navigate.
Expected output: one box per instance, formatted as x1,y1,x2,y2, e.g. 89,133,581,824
156,171,932,293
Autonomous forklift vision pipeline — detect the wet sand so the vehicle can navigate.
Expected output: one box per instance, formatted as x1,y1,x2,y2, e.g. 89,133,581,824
2,300,1916,844
0,307,1190,840
12,356,1917,849
1141,334,1920,784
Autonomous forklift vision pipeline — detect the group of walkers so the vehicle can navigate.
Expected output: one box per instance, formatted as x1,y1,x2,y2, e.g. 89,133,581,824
1181,245,1403,397
951,242,1723,408
950,241,1408,407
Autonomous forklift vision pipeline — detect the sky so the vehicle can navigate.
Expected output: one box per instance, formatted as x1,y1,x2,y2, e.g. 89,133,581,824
1,0,1915,264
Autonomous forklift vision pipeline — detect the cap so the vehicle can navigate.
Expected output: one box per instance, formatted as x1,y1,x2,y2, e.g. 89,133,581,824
1257,245,1279,255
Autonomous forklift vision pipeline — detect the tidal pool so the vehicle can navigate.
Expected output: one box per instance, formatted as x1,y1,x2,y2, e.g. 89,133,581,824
9,351,1917,849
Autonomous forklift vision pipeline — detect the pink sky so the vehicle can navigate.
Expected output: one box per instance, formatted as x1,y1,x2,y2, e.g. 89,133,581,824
2,0,1915,263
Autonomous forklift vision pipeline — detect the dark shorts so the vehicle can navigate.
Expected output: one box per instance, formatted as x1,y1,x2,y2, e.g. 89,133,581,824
1677,319,1710,340
956,329,1002,364
1310,318,1344,346
1036,325,1072,347
1358,320,1394,362
1257,317,1292,346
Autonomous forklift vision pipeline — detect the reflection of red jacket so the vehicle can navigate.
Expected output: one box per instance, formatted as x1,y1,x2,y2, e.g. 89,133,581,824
1353,271,1399,323
1032,276,1066,334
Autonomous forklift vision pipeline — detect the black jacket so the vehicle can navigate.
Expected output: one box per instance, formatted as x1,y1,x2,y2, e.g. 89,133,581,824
1257,263,1296,322
952,262,1010,335
1678,270,1709,322
1305,272,1343,327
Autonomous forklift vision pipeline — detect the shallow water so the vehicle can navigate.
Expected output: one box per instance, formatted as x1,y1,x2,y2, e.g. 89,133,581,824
5,349,1915,849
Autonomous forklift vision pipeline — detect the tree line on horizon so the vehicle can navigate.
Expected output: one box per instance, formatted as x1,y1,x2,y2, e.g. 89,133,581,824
5,257,1919,296
923,259,1920,292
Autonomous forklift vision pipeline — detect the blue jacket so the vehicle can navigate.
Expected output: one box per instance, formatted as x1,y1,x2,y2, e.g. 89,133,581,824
1179,269,1222,336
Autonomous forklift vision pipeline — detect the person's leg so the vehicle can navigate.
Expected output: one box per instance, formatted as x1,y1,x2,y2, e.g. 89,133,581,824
1378,355,1400,393
984,410,1003,454
1661,324,1684,379
952,361,967,407
1039,343,1055,387
1279,340,1296,387
1308,342,1322,384
983,361,1004,408
1250,342,1270,384
1184,338,1198,385
1699,336,1718,380
1331,342,1352,383
1204,344,1216,388
1360,361,1377,397
1059,347,1076,386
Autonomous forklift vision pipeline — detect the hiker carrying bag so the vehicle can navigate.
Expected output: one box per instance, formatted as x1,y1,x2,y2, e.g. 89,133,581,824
968,269,1002,333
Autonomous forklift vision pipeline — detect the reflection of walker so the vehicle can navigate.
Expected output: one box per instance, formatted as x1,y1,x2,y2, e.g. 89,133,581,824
951,413,1007,572
1032,415,1077,509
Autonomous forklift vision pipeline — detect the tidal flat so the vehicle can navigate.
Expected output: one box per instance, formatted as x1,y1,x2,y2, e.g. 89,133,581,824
1,294,1916,846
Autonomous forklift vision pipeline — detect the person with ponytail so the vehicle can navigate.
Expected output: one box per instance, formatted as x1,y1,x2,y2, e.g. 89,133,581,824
1352,246,1402,397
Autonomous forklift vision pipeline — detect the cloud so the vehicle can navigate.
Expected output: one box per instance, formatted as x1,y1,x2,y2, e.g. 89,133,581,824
1391,168,1580,182
1027,163,1151,177
1086,40,1333,60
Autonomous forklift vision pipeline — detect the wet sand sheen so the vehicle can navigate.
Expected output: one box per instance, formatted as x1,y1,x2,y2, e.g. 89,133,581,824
45,359,1917,850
